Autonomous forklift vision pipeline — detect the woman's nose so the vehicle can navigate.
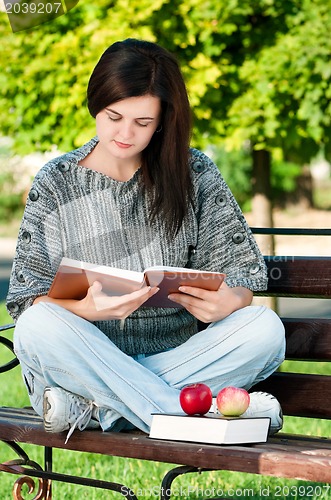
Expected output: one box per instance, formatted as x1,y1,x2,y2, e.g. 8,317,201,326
119,121,134,140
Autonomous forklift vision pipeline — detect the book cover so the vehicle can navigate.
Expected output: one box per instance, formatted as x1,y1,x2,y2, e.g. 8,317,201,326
48,257,226,307
149,413,271,444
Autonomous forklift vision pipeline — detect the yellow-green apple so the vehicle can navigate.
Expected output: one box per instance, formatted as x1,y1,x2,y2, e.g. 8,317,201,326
216,386,250,416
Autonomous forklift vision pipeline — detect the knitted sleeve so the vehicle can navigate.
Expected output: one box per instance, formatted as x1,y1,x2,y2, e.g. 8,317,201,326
6,164,64,321
188,149,268,291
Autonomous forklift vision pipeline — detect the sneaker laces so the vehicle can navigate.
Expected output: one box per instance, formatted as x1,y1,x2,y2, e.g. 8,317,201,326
65,394,95,444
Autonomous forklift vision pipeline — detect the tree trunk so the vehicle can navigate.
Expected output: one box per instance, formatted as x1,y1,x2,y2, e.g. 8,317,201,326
251,149,277,312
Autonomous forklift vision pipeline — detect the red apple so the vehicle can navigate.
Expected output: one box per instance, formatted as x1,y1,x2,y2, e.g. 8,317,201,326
179,383,213,416
216,386,250,416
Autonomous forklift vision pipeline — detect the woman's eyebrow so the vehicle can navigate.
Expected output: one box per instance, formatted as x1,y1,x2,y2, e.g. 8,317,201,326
105,107,121,115
105,107,155,120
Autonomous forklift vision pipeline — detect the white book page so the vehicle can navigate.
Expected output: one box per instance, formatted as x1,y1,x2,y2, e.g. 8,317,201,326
60,257,144,283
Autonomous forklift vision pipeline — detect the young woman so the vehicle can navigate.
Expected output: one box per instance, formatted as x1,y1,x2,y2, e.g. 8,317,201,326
7,39,285,441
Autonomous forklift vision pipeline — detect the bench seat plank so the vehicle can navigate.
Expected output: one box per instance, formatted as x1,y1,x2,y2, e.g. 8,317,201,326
0,407,330,484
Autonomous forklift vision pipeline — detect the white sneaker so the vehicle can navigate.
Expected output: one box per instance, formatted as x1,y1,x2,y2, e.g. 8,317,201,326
242,392,283,435
43,387,99,443
210,391,283,435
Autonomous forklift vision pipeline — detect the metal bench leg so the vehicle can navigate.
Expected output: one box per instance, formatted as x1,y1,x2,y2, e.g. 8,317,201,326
160,465,233,500
160,465,203,500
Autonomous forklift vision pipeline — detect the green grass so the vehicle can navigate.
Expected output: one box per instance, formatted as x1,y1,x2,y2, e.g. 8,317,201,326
0,303,330,499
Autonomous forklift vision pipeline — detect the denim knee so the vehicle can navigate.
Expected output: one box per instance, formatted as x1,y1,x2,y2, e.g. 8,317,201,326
14,303,49,344
250,306,285,360
14,302,68,353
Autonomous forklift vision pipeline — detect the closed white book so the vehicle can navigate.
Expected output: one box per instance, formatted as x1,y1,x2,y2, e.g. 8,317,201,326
149,413,270,445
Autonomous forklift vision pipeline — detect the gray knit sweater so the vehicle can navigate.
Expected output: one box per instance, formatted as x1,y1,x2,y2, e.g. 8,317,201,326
7,137,268,355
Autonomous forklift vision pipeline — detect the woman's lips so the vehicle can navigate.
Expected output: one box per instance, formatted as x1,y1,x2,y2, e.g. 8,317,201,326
114,141,132,149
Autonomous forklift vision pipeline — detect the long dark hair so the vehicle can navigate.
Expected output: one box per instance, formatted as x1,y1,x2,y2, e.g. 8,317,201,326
87,38,193,237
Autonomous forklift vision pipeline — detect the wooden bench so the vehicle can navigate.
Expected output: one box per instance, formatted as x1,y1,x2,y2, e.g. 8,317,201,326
1,227,330,499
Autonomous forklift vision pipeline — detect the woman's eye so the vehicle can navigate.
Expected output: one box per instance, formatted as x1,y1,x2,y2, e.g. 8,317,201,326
106,114,151,127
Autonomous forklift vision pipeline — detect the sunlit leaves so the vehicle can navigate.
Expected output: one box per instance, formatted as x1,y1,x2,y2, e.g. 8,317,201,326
0,0,330,165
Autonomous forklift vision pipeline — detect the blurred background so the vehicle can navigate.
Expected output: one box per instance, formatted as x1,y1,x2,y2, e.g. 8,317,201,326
0,0,330,315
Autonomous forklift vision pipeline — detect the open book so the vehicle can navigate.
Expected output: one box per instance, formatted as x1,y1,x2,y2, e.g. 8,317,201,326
149,413,271,444
48,257,226,308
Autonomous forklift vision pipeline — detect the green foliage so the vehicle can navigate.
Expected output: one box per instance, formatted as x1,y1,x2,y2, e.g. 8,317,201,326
0,0,162,153
271,159,302,198
211,146,253,210
0,302,12,325
0,146,25,221
313,184,331,210
212,146,302,210
0,174,23,220
223,0,331,163
0,0,330,200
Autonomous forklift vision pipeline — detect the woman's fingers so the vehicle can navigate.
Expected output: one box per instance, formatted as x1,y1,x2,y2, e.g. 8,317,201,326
85,283,159,319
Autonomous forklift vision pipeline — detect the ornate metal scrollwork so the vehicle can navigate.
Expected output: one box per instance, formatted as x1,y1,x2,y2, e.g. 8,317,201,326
0,459,51,499
0,324,19,373
1,440,139,499
13,475,51,500
0,440,52,499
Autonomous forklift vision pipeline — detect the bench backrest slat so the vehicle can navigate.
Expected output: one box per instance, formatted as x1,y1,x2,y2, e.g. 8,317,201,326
263,257,331,297
283,318,331,361
254,372,331,419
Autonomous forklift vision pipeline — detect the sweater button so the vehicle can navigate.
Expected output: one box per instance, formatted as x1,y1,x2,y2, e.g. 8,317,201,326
7,302,19,314
58,161,70,172
192,160,204,173
215,192,227,207
232,232,245,244
249,263,260,275
16,270,25,283
29,189,39,201
22,231,31,244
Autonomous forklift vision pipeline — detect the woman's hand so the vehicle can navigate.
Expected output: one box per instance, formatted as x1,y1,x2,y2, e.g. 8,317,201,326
76,281,159,321
34,282,159,322
168,281,253,323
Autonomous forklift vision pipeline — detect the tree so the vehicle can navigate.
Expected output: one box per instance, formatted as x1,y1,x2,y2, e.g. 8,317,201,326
150,0,331,249
1,0,330,239
0,0,164,153
219,0,331,246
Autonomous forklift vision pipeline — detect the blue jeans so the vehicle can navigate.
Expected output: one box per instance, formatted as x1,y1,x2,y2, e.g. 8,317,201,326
13,302,285,433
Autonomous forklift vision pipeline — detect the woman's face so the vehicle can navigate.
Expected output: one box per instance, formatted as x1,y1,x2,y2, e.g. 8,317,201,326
95,94,161,163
